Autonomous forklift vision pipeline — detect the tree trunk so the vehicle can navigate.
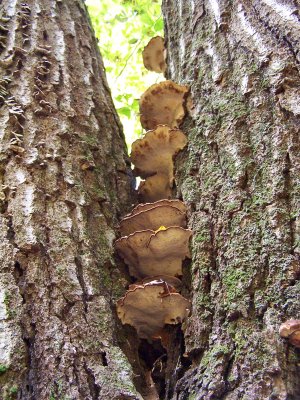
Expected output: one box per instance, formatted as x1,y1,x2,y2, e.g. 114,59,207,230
162,0,300,399
1,0,300,399
0,1,139,399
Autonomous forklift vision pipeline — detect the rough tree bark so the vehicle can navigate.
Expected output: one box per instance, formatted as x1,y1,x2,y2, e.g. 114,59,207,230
0,1,139,399
1,0,300,399
162,0,300,399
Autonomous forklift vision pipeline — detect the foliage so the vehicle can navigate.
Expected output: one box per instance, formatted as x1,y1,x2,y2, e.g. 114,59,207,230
86,0,164,148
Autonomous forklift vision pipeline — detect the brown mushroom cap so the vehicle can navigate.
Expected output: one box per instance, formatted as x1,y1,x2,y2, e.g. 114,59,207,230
279,319,300,337
131,125,187,179
142,36,166,73
279,319,300,347
138,174,172,202
290,331,300,347
130,199,187,216
139,81,189,130
116,280,191,339
119,202,187,236
115,227,192,279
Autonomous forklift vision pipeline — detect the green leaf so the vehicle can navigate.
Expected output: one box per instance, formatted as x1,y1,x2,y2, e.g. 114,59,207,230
154,18,163,32
115,12,128,22
117,106,131,118
131,99,139,112
140,12,154,26
129,38,138,44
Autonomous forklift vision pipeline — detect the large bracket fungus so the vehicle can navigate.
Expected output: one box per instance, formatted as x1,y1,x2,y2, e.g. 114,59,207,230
139,80,189,130
131,125,187,202
142,36,167,74
279,319,300,348
119,199,187,236
116,280,191,340
115,226,192,279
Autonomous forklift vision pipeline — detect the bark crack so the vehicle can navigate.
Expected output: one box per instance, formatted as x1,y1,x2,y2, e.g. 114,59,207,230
251,2,300,66
84,362,101,400
74,255,89,315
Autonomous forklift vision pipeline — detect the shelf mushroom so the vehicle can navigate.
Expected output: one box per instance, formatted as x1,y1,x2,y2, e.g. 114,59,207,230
131,125,187,202
129,198,187,216
119,199,187,236
139,80,189,130
142,36,166,73
116,279,191,339
138,174,172,202
115,226,192,279
279,319,300,348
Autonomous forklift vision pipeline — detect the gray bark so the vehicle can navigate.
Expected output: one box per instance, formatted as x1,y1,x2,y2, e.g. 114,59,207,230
0,1,139,399
162,0,300,399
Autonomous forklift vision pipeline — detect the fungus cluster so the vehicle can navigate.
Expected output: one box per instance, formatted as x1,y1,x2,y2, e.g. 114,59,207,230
115,36,191,343
131,125,187,201
116,199,191,340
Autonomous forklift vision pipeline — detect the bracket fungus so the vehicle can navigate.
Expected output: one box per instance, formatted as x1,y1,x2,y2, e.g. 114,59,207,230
142,36,166,73
130,199,186,216
115,226,192,279
131,125,187,202
116,280,191,339
139,80,189,130
119,200,187,236
132,125,187,178
138,173,172,202
279,319,300,347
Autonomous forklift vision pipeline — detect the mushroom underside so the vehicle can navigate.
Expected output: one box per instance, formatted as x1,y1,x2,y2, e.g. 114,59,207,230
119,204,187,236
117,283,191,339
115,227,192,279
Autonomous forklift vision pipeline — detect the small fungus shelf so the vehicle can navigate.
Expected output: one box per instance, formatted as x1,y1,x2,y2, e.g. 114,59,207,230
115,226,192,279
142,36,166,73
129,198,187,215
116,279,191,340
131,125,187,178
138,174,172,202
140,275,182,291
139,80,188,130
279,319,300,348
131,125,187,202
